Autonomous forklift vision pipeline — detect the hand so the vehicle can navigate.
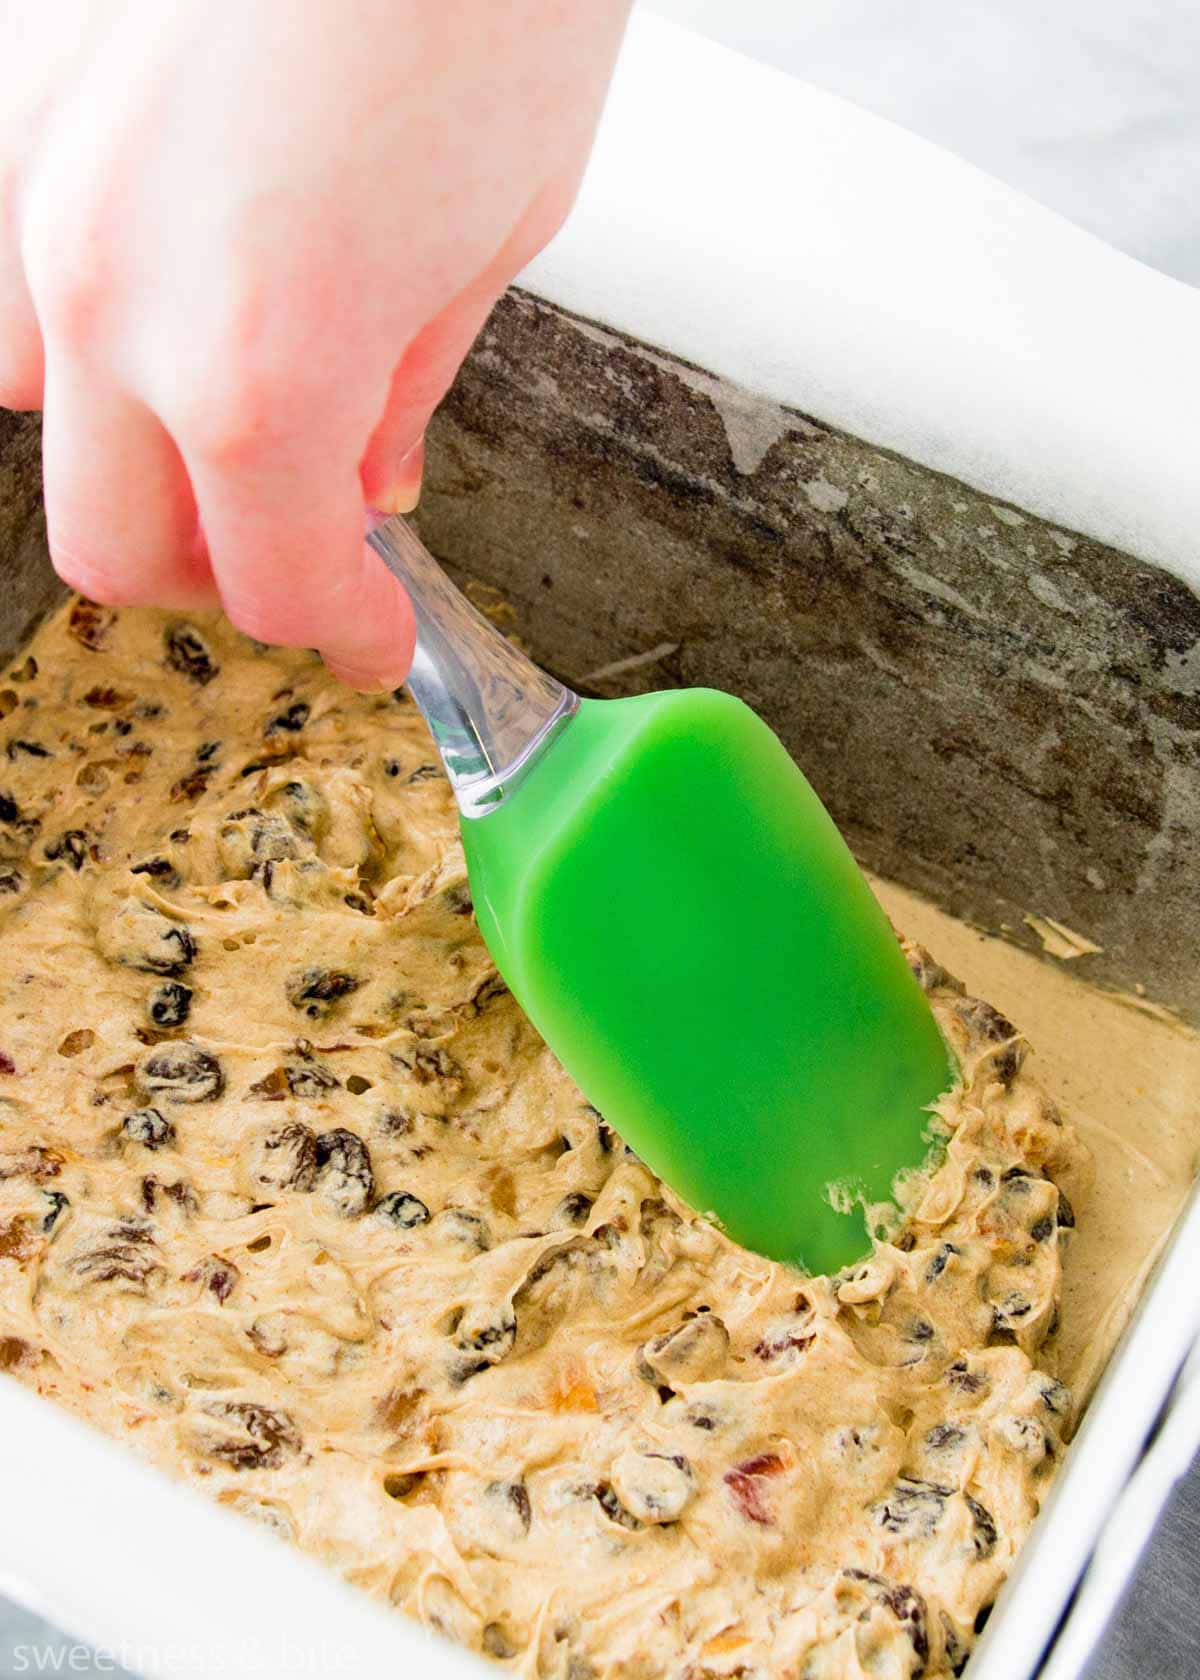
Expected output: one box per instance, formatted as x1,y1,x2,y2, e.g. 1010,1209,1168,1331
0,0,628,687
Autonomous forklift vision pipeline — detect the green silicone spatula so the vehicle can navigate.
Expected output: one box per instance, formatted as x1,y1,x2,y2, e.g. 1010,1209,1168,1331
369,515,953,1274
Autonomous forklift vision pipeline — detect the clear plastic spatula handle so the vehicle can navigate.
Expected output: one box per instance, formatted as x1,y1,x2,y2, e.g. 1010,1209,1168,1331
367,514,578,818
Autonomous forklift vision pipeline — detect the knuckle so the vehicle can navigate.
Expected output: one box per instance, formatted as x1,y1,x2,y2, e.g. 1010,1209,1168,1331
182,370,297,470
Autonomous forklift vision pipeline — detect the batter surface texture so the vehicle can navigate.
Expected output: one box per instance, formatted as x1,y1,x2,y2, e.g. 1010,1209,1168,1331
0,602,1098,1679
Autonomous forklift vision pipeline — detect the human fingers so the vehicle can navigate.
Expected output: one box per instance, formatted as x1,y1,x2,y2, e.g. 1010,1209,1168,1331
40,352,216,607
186,421,414,690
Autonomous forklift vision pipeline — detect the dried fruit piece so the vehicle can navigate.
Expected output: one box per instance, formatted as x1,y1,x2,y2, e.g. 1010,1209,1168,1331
68,599,116,650
99,900,196,977
266,701,310,734
485,1480,532,1537
553,1192,593,1229
724,1453,785,1526
638,1313,730,1385
842,1572,930,1668
184,1255,240,1302
431,1209,491,1253
610,1450,695,1524
131,856,181,889
149,982,192,1028
67,1217,162,1291
138,1042,225,1103
57,1028,95,1058
451,1301,517,1381
122,1107,176,1150
286,968,361,1021
141,1176,198,1215
964,1493,998,1557
164,623,219,685
873,1477,951,1538
593,1482,642,1531
314,1129,374,1217
82,685,133,711
196,1401,300,1469
41,1191,69,1232
285,1062,341,1100
250,1122,319,1192
375,1191,430,1228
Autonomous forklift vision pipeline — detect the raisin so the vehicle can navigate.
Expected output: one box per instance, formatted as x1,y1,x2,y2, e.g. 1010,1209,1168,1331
69,1219,161,1289
102,901,196,977
82,685,133,712
141,1176,198,1215
610,1450,695,1524
1039,1377,1072,1416
964,1493,998,1557
593,1482,642,1531
451,1302,517,1382
391,1043,464,1095
946,1360,985,1394
68,599,116,650
164,623,219,685
0,791,23,824
873,1477,951,1537
41,1191,69,1233
1055,1187,1076,1228
266,701,310,734
925,1423,966,1451
882,1585,929,1665
122,1107,176,1150
925,1241,960,1282
251,1122,319,1192
404,763,440,783
149,982,192,1028
285,968,361,1021
433,1209,492,1253
6,738,50,759
753,1326,815,1361
639,1313,730,1384
482,1626,517,1660
992,1291,1032,1327
1031,1215,1055,1243
375,1191,430,1228
198,1401,300,1470
171,768,213,802
138,1042,224,1103
285,1063,341,1099
554,1192,593,1229
131,856,180,887
314,1128,374,1217
185,1256,240,1302
486,1480,532,1535
0,1145,62,1181
0,870,23,893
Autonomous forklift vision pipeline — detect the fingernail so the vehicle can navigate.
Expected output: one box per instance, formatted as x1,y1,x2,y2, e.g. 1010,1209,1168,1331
322,657,410,694
377,483,421,515
377,439,424,516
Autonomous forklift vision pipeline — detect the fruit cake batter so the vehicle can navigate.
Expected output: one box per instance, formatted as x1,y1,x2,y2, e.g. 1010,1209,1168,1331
0,598,1188,1679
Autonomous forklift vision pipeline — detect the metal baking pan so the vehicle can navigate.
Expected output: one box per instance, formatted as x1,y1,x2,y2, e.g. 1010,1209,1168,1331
0,278,1197,1674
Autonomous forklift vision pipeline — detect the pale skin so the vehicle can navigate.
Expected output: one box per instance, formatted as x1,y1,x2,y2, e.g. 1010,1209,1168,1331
0,0,630,688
